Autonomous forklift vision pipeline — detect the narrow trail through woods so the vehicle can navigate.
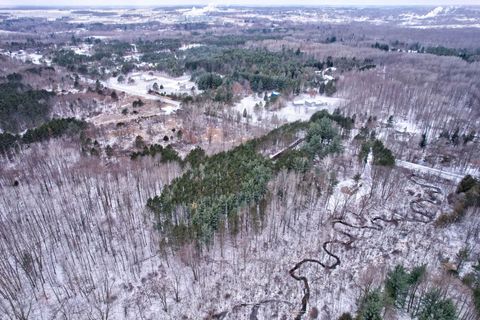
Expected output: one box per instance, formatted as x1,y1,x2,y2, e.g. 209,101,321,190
288,173,443,320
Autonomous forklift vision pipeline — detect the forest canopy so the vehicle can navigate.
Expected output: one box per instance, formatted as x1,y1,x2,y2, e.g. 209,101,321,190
147,143,272,244
0,80,54,132
0,118,87,154
147,109,353,244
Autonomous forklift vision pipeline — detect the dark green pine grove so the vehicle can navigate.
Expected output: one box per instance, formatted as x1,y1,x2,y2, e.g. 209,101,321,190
146,109,355,244
0,73,88,154
130,144,182,163
0,78,54,133
147,143,273,244
350,264,459,320
358,139,395,167
0,118,87,154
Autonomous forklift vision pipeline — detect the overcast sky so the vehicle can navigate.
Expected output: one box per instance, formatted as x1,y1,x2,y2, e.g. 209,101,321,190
1,0,479,7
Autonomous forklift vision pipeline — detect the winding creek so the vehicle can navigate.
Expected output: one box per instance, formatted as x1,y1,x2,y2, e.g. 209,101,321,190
288,173,443,319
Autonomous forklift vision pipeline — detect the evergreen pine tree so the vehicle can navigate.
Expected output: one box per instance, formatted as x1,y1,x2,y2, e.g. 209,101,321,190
385,265,410,308
420,133,427,149
356,289,383,320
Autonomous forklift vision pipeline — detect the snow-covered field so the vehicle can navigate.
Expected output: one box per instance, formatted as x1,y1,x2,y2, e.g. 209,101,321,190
232,94,345,126
0,50,48,65
102,72,198,101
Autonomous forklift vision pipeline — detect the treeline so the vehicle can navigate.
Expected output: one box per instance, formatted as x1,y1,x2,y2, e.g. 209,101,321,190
71,10,116,16
0,118,87,154
25,66,56,75
0,78,54,132
341,264,472,320
199,33,284,47
136,38,182,53
53,40,135,75
372,42,389,52
372,39,480,62
184,48,374,99
51,37,375,96
184,47,314,94
423,46,480,63
130,144,181,163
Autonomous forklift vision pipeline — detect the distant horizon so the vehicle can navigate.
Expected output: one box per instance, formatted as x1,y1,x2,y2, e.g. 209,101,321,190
1,0,480,9
3,4,480,8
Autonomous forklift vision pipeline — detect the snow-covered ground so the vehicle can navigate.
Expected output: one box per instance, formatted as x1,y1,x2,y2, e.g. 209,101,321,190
0,30,23,34
232,93,345,126
1,142,475,320
178,43,204,51
0,50,49,65
393,118,421,134
70,43,93,56
0,6,477,30
162,104,180,115
123,53,142,62
102,72,198,101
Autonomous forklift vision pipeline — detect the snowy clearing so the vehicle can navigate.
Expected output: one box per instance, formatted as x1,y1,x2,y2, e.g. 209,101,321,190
0,50,48,65
233,94,345,126
102,72,198,102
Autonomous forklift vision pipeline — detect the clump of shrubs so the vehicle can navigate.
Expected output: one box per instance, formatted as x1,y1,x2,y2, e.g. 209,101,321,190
338,313,353,320
436,175,480,227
